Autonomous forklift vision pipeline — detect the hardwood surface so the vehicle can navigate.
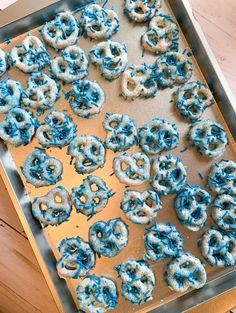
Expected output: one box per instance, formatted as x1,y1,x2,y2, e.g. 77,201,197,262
0,0,236,312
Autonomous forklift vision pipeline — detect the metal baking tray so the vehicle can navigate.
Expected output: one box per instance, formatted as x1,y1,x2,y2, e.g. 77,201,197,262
0,0,235,312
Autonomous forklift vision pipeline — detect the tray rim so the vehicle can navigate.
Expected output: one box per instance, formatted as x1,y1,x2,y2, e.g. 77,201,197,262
0,0,235,312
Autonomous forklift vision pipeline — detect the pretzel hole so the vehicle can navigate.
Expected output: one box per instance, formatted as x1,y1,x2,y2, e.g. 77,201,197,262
52,117,63,125
172,169,181,180
129,197,137,207
212,252,224,261
224,216,233,225
197,91,207,100
182,199,190,207
141,275,148,283
54,210,62,217
110,121,119,129
32,157,40,166
208,143,218,151
157,21,167,29
61,17,69,26
13,112,24,122
96,231,103,238
224,166,234,174
48,27,57,38
188,105,198,114
127,267,136,275
150,126,160,133
196,129,205,138
127,80,137,91
182,261,191,268
162,69,171,79
102,287,110,296
222,201,230,210
195,194,204,203
159,179,167,186
98,49,105,58
44,88,51,98
111,47,120,57
137,211,146,217
91,146,98,155
79,195,86,204
93,197,100,204
163,131,171,140
78,143,86,150
147,33,158,44
131,286,139,294
145,197,153,207
70,52,78,60
209,236,218,246
55,195,62,203
184,91,192,99
136,159,144,166
134,6,144,14
43,131,53,140
177,63,188,75
47,164,55,172
39,202,48,211
228,241,234,252
83,159,93,167
29,93,38,101
91,24,101,32
59,63,67,73
4,126,11,135
17,52,24,62
121,162,128,171
91,183,98,192
65,262,77,271
85,286,92,295
191,208,201,219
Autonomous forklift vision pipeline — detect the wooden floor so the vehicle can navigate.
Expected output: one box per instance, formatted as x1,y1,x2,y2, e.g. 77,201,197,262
0,0,236,312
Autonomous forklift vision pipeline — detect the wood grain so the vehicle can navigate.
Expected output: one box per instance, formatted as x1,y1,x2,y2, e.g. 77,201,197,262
0,1,235,313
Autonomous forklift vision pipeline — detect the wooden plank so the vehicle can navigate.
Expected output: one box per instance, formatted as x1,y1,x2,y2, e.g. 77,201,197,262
0,220,58,313
189,0,236,96
0,175,25,235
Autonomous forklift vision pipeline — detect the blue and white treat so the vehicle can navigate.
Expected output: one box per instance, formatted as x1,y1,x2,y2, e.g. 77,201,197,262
11,36,50,73
141,13,179,55
145,223,184,261
175,185,211,231
81,4,120,40
199,228,236,267
51,45,88,82
212,194,236,231
165,252,206,292
68,79,105,118
113,152,150,186
32,186,72,226
207,159,236,195
36,110,76,148
0,108,38,146
138,118,179,155
71,175,114,218
89,40,128,80
21,149,63,187
152,52,193,89
41,11,79,49
115,259,155,305
0,78,22,113
120,189,162,224
103,113,138,152
124,0,161,23
76,275,118,313
188,119,228,158
0,49,7,77
67,135,106,174
89,218,129,257
121,64,158,100
173,81,215,122
56,236,96,279
151,153,187,195
22,72,58,111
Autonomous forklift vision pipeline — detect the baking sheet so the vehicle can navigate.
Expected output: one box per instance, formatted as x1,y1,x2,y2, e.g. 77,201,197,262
0,0,235,312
